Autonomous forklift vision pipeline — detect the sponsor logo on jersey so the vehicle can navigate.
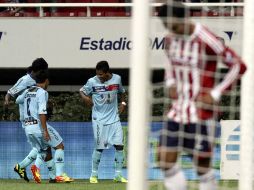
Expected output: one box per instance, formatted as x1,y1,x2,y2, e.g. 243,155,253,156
93,84,119,92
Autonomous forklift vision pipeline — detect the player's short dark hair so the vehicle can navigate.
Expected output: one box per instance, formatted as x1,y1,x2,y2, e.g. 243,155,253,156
30,58,48,72
158,2,190,19
35,70,49,83
96,61,110,73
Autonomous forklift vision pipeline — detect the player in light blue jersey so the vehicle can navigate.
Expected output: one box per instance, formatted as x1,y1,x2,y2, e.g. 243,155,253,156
16,70,73,183
3,58,56,182
80,61,127,183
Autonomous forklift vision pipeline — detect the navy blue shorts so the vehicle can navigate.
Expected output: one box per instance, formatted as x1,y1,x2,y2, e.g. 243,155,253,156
159,121,213,157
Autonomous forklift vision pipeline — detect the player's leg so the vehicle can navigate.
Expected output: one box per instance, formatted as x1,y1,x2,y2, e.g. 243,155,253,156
89,121,107,183
14,147,38,182
90,149,103,183
46,125,73,183
27,133,48,184
44,147,56,183
110,121,127,182
158,121,187,190
192,123,217,190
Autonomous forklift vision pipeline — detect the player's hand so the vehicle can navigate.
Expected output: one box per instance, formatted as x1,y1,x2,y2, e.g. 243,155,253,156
196,93,215,105
4,95,10,106
43,130,51,142
168,86,177,99
118,103,126,114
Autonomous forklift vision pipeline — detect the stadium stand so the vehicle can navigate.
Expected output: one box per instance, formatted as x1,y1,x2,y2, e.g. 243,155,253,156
0,0,244,17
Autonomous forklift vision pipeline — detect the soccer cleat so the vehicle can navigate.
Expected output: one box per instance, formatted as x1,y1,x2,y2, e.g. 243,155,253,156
55,173,74,183
89,176,98,184
31,165,41,183
49,178,56,183
14,164,29,182
113,175,128,183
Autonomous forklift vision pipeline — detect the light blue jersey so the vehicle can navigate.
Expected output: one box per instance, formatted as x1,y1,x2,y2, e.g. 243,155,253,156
8,74,36,98
16,86,48,134
8,74,36,122
80,74,125,125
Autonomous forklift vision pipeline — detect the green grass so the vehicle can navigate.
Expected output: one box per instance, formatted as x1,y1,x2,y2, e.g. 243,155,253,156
0,179,238,190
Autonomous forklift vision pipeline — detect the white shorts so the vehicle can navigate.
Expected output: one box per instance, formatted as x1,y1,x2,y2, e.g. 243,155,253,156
25,123,63,151
92,120,123,149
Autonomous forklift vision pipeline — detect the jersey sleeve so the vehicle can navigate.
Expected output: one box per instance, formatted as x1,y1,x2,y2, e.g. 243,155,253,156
210,47,246,101
80,79,93,96
15,90,27,105
164,36,175,88
37,90,48,115
8,75,35,98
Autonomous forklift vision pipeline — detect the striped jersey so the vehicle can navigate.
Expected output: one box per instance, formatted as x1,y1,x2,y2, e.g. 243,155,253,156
165,23,246,124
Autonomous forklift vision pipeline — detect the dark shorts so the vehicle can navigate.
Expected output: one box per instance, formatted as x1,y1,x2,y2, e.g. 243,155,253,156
159,121,214,157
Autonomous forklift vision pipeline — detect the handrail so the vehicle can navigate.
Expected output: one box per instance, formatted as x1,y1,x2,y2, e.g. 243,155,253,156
0,2,244,17
0,2,244,8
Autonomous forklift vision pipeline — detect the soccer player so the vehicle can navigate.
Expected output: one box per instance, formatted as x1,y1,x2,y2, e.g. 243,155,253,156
16,70,74,183
3,58,56,182
157,3,246,190
80,61,127,183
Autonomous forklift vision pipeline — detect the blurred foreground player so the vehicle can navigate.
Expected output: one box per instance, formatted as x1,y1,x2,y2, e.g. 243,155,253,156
157,3,246,190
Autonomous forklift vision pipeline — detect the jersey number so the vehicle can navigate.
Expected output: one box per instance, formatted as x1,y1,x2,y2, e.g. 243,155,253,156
26,98,31,116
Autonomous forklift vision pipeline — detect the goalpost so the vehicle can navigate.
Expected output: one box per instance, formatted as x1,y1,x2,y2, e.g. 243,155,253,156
128,1,254,190
239,0,254,190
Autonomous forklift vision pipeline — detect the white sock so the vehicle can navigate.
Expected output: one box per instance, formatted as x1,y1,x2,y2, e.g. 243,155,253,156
199,169,217,190
164,164,187,190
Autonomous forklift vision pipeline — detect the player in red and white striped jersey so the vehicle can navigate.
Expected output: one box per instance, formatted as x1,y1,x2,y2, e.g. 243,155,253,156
157,2,246,190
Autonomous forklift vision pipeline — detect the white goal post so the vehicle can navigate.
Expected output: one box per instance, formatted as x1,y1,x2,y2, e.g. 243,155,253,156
239,0,254,190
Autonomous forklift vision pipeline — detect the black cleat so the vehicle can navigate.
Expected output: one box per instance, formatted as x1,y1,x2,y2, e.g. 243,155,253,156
49,178,56,183
14,164,29,182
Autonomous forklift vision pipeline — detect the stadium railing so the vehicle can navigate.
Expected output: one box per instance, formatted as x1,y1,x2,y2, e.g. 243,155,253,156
0,2,244,17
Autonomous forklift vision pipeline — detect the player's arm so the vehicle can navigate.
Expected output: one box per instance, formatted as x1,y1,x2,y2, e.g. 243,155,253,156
118,76,127,114
4,77,27,105
210,47,246,102
38,91,50,141
40,114,50,141
118,92,127,114
164,56,177,99
79,91,93,107
15,90,27,105
79,80,93,107
4,93,11,106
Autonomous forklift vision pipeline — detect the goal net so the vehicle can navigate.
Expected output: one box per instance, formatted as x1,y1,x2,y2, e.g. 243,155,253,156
128,1,254,190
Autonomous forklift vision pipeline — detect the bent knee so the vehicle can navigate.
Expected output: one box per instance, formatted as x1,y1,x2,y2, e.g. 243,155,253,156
54,142,64,150
157,147,178,170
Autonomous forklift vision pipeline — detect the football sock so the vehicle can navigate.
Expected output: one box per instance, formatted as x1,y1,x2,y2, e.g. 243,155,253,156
19,148,38,168
164,164,187,190
46,159,56,179
34,153,44,168
55,149,64,176
115,150,124,177
199,169,217,190
91,150,102,177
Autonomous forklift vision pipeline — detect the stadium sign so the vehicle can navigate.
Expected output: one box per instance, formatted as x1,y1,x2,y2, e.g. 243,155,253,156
220,120,241,179
0,17,243,68
80,37,165,51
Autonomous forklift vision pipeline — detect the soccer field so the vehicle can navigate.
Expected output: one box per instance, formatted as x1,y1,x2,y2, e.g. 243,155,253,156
0,180,238,190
